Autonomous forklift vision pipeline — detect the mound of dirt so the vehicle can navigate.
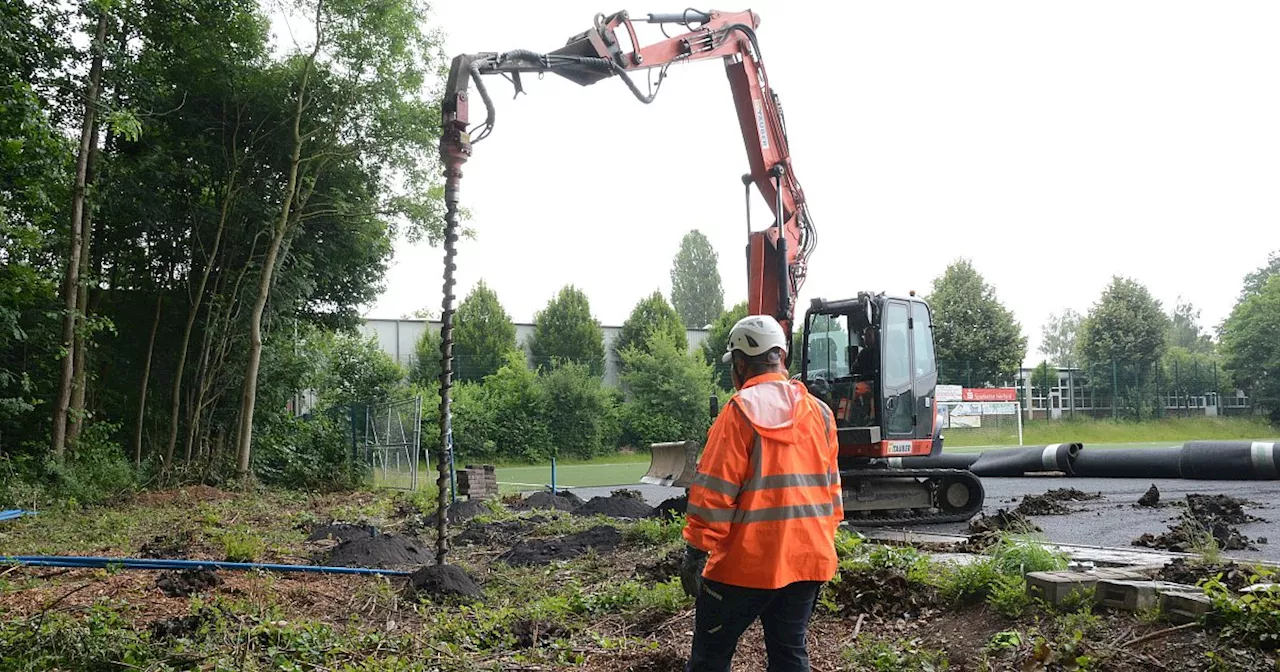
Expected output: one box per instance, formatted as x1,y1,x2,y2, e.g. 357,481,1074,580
966,509,1040,549
828,567,938,620
454,518,538,547
156,569,220,598
441,499,493,524
307,523,378,543
497,525,622,566
638,548,682,584
1138,484,1161,507
651,496,688,520
408,564,481,599
1015,488,1103,517
149,613,209,640
323,534,429,568
1187,494,1262,525
511,618,568,648
140,531,196,559
510,491,582,512
1133,516,1256,552
1157,557,1255,592
572,493,655,519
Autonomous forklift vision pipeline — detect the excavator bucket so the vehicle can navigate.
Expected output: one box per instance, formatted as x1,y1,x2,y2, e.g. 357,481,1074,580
641,441,700,488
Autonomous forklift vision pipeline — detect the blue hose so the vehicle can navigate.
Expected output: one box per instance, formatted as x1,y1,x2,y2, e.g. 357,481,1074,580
0,555,410,577
0,509,33,522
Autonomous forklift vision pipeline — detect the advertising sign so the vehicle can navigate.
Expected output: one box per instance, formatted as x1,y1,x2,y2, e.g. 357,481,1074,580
935,384,963,402
962,387,1018,402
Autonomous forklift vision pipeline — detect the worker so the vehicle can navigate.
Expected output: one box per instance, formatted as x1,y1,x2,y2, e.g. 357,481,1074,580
852,326,878,423
680,314,843,672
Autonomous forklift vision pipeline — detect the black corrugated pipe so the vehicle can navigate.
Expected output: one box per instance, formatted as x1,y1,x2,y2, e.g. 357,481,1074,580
1071,446,1184,478
966,443,1083,477
1180,440,1279,480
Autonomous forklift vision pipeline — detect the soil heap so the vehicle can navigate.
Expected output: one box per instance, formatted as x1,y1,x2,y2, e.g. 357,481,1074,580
323,534,429,568
966,509,1040,550
1133,494,1261,552
651,495,688,521
156,569,220,597
1137,484,1160,507
306,523,378,543
572,492,655,519
1014,488,1103,516
510,491,582,512
409,564,481,598
497,525,622,566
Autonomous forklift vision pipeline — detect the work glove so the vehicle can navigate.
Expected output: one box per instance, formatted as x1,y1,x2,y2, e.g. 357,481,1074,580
680,544,709,598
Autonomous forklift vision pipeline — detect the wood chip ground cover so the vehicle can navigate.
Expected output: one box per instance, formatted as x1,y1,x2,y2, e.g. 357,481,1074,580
0,487,1277,670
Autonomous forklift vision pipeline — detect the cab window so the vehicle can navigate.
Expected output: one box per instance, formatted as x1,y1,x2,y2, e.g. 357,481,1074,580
806,314,850,378
912,302,936,377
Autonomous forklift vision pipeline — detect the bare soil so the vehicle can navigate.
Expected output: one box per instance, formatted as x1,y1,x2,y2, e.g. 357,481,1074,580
651,495,688,521
321,533,430,568
1015,488,1104,516
408,564,481,599
1133,493,1263,552
139,530,196,558
496,525,622,566
155,568,220,597
572,492,655,519
510,491,582,512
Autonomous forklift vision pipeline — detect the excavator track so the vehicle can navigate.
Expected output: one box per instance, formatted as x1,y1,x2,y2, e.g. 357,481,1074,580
837,467,985,527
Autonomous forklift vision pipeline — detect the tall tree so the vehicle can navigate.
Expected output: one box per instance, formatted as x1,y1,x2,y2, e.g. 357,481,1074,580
1039,309,1081,368
51,7,110,458
669,229,724,328
528,285,605,376
701,301,748,389
1077,276,1169,372
615,291,687,361
1168,297,1214,354
410,327,442,387
453,280,518,382
1240,250,1280,302
1220,275,1280,423
926,259,1027,386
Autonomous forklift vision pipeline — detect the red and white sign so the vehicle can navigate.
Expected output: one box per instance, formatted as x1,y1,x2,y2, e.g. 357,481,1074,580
962,387,1018,402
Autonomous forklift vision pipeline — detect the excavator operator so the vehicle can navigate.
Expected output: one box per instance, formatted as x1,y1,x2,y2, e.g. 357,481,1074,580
680,315,843,672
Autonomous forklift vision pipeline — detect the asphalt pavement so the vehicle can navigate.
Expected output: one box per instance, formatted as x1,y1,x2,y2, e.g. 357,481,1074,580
568,477,1280,563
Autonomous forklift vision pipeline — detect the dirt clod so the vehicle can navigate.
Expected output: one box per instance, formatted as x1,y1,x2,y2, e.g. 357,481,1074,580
1157,557,1255,592
638,548,682,584
497,525,622,566
140,531,195,559
444,499,492,523
149,613,209,640
323,534,429,568
651,495,688,521
1015,488,1103,517
510,491,582,512
827,567,938,620
1187,493,1262,525
156,569,220,598
511,618,568,648
572,492,655,519
1138,484,1160,507
408,564,481,598
307,523,378,543
966,509,1040,550
1133,494,1262,552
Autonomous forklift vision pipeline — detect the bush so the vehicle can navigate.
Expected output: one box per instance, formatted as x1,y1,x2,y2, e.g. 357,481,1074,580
409,328,442,387
45,421,137,506
449,352,553,463
310,331,405,408
539,361,618,459
618,332,716,448
254,410,365,491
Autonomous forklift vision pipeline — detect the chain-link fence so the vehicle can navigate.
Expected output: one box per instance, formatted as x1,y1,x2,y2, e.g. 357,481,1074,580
938,358,1271,422
349,397,424,490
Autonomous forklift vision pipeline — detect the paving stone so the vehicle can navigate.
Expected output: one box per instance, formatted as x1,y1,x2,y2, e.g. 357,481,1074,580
1095,579,1199,613
1026,571,1100,606
1161,590,1213,624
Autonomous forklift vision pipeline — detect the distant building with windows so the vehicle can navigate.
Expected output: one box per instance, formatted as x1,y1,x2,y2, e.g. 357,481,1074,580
1006,364,1253,420
359,318,710,388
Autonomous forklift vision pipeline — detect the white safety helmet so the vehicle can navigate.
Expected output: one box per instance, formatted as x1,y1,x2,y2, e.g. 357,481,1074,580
722,314,789,363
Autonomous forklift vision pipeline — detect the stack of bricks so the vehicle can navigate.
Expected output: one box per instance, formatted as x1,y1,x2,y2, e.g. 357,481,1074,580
458,464,498,499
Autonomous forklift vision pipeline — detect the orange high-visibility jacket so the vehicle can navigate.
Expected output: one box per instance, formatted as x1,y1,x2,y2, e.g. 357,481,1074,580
683,372,843,590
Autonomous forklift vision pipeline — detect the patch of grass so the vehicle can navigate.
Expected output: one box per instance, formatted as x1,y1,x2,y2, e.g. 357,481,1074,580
988,535,1070,576
933,533,1066,608
219,526,266,562
988,574,1033,618
624,514,686,546
945,416,1276,449
842,635,950,671
843,543,934,582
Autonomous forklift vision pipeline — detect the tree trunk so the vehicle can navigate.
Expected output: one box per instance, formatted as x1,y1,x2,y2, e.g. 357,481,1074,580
67,121,101,448
51,10,109,458
234,2,323,478
133,292,163,467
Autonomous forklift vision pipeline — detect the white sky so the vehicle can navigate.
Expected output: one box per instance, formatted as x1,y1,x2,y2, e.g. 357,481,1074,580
277,1,1280,364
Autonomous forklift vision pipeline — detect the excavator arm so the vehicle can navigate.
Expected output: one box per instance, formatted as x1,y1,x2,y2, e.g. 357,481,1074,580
439,8,816,337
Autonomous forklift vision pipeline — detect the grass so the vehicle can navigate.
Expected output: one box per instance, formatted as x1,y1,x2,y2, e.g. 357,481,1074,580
943,415,1276,449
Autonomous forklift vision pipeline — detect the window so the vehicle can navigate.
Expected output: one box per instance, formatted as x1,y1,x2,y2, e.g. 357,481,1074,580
806,314,850,378
911,302,936,377
884,303,910,390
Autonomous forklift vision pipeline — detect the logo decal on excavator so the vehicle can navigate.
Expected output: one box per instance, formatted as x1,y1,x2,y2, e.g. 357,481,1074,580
888,441,913,455
753,98,769,150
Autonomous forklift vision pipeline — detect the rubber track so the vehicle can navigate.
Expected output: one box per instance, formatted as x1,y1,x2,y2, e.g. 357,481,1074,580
837,468,986,527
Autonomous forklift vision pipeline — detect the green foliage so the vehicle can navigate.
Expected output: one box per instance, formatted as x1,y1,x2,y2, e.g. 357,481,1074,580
618,331,716,447
1202,570,1280,649
454,280,519,382
987,574,1032,618
1220,274,1280,423
1168,297,1215,354
615,291,687,361
538,361,619,459
1239,249,1280,301
935,535,1065,607
220,525,266,562
842,635,950,671
1039,309,1082,368
308,330,405,408
409,327,442,387
928,258,1027,386
41,421,138,506
669,229,724,329
1077,276,1169,373
1031,360,1057,397
528,285,605,377
253,410,365,491
702,301,748,389
987,535,1070,576
450,352,552,463
624,514,687,546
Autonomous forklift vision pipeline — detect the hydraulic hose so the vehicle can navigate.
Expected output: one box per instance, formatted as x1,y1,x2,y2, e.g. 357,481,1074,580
0,555,409,576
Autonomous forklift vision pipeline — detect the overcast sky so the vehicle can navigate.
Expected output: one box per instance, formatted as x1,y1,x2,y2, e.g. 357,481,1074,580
276,1,1279,364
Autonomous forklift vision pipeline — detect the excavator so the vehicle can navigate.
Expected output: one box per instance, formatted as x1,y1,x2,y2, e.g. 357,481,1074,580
437,8,985,526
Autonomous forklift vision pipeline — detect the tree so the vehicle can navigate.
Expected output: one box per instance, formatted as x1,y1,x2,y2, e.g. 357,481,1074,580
1240,250,1280,301
454,280,518,382
1031,360,1058,401
410,327,442,387
619,331,716,447
615,291,687,361
1039,309,1081,368
670,230,724,328
1077,276,1169,371
926,259,1027,386
539,361,618,459
1168,298,1214,354
528,285,605,376
1220,275,1280,423
701,302,748,389
310,332,405,409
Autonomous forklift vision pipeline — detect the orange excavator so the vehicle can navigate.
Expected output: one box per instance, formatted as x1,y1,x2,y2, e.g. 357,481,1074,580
436,9,985,526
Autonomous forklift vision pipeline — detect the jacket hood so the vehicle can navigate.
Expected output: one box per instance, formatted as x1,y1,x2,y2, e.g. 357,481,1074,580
732,378,812,433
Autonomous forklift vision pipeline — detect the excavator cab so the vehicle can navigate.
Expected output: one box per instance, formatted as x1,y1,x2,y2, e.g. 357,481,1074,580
800,293,942,464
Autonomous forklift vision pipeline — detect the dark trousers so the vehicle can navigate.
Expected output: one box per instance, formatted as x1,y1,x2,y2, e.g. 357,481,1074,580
686,578,823,672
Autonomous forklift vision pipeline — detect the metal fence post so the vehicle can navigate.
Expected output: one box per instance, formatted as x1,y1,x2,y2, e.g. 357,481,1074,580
1111,360,1118,420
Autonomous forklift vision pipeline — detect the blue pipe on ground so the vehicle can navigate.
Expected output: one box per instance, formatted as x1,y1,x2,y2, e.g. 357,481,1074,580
0,555,410,577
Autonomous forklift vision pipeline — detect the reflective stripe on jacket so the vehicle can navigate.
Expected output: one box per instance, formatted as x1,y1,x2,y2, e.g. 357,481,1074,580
682,372,843,590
